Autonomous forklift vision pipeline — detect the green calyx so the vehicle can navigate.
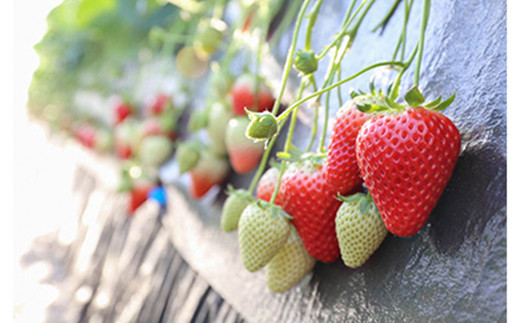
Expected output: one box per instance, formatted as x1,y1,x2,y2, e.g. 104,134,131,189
257,199,292,221
293,49,318,75
176,141,202,174
245,109,278,142
225,186,254,202
337,192,374,215
352,86,456,114
276,150,325,166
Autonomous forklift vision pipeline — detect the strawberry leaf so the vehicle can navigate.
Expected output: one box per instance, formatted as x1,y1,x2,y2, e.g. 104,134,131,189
430,93,456,111
404,86,425,107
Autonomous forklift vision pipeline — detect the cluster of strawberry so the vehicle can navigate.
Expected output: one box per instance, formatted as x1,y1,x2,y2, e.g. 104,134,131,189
72,93,183,214
222,87,461,293
175,74,275,199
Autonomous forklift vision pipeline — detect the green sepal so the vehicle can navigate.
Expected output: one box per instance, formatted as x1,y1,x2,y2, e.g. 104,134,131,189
404,86,425,107
336,192,364,203
225,186,254,202
257,200,292,220
384,96,405,110
360,197,370,215
430,93,456,111
423,95,443,108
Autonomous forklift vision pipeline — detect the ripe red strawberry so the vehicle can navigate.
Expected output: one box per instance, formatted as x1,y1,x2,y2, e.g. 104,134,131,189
146,94,172,116
231,75,275,116
225,117,264,174
282,160,343,263
189,148,229,199
256,167,286,207
356,106,460,237
114,99,134,125
128,181,154,215
325,100,371,195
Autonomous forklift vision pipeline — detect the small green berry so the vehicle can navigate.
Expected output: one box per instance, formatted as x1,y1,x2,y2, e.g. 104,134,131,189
293,50,318,75
245,110,278,141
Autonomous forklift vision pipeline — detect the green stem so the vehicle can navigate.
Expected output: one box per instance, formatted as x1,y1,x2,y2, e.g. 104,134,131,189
271,0,312,116
414,0,431,87
389,43,418,99
316,0,360,60
269,0,301,46
277,61,405,123
305,0,324,50
371,0,402,32
305,76,319,152
269,82,307,204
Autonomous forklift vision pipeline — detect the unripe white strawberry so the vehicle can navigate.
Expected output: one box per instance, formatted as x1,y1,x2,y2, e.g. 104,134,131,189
335,193,387,268
238,201,290,272
208,101,232,156
265,228,316,293
138,135,173,167
221,188,252,232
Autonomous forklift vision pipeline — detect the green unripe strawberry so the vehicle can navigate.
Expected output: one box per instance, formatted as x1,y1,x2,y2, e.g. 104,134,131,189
335,193,387,268
238,201,291,272
293,49,318,75
208,101,232,155
193,18,227,59
245,110,278,141
138,135,173,167
266,228,316,293
221,188,252,232
176,141,202,174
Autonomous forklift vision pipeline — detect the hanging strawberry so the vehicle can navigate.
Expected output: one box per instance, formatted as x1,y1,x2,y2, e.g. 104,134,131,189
356,88,460,237
325,97,373,195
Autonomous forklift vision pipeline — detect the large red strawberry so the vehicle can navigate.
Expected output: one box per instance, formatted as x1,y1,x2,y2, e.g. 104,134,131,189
225,117,264,174
356,91,460,237
282,160,343,263
189,148,229,199
325,99,371,195
231,74,275,116
256,167,286,207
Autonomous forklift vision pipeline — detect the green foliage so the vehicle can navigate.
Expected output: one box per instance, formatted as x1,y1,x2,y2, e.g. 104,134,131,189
29,0,178,113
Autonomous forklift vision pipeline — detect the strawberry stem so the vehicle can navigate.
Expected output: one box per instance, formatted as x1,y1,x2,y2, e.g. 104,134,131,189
269,81,307,205
276,61,405,123
271,0,312,116
414,0,431,87
304,0,323,51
